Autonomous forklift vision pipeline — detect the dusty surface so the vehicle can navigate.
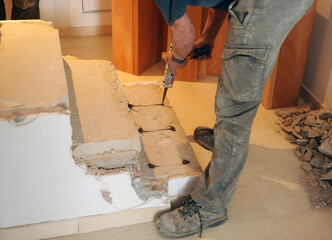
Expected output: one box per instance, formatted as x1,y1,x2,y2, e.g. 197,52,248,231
0,21,68,120
122,82,168,106
64,56,141,169
141,130,201,178
130,106,175,131
122,82,202,183
302,170,332,208
277,107,332,208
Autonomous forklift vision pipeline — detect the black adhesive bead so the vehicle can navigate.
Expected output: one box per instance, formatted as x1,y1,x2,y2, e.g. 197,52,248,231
182,160,190,165
138,127,144,133
148,164,156,169
169,126,176,131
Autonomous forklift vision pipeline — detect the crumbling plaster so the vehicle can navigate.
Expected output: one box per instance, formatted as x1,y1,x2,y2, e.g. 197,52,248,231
0,115,168,228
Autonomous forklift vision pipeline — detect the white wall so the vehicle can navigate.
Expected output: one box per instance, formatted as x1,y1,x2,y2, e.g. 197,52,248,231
4,0,12,20
40,0,70,28
4,0,111,28
0,115,166,228
303,0,332,109
68,0,111,27
82,0,112,12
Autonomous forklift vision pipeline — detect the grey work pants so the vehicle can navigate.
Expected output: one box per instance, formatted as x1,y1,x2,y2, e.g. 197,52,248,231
192,0,314,210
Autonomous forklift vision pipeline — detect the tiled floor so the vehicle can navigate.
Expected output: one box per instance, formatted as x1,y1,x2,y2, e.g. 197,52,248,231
52,35,332,240
61,35,113,61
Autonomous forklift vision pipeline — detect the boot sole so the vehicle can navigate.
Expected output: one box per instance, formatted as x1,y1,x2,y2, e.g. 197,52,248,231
156,215,228,239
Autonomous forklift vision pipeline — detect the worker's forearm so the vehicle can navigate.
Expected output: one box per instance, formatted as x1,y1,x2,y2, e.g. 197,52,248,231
170,13,195,61
201,9,228,41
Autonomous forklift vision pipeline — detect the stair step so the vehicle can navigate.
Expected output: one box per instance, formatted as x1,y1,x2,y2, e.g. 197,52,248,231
64,56,141,169
0,20,68,120
122,82,203,197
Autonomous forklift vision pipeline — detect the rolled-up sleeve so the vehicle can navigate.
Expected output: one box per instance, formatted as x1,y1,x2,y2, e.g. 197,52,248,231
154,0,187,26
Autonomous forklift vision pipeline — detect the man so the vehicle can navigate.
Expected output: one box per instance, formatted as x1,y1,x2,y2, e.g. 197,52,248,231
0,0,40,20
154,0,314,238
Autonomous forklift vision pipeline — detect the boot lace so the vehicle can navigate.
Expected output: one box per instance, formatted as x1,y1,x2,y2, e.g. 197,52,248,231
178,198,203,238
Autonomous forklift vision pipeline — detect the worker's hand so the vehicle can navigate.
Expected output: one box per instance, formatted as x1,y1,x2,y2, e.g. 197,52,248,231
191,35,214,60
164,52,188,76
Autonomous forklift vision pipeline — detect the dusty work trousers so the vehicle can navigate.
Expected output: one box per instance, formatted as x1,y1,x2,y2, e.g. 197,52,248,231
192,0,314,209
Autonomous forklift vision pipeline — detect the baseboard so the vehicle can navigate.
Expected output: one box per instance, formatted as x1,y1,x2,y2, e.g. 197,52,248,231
0,206,169,240
299,85,325,110
58,25,112,38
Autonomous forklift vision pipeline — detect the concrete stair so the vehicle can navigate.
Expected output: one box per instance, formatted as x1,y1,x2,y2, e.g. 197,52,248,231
122,82,202,198
63,56,141,170
65,57,202,203
0,20,202,240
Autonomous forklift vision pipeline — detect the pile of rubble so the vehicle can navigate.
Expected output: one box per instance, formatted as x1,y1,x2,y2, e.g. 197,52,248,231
276,106,332,207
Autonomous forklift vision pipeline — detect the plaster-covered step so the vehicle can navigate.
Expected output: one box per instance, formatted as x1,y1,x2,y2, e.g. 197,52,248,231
0,20,69,120
0,115,169,229
0,21,169,235
64,56,141,169
122,82,203,197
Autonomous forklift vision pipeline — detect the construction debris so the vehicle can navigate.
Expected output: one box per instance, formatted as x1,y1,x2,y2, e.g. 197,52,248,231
277,107,332,208
319,138,332,158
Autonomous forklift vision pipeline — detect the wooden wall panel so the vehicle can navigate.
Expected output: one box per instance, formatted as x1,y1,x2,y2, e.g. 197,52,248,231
197,8,208,79
112,0,135,73
262,53,280,109
162,20,169,52
112,0,163,75
206,16,228,76
197,9,229,79
137,1,163,74
271,0,317,108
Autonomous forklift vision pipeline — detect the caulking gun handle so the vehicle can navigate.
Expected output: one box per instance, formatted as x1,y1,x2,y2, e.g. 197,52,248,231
163,62,174,88
161,44,176,89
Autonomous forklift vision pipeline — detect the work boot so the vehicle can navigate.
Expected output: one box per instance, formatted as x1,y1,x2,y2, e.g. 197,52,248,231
156,198,227,239
193,126,214,152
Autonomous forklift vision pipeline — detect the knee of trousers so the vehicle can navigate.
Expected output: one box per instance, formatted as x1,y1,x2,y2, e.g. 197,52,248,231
13,0,38,9
218,43,271,103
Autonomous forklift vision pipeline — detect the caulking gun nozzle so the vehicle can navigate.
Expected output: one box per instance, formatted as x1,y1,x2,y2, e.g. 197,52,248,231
162,87,168,105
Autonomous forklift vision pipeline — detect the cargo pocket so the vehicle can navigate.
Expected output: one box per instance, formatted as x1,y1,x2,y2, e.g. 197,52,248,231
221,44,270,102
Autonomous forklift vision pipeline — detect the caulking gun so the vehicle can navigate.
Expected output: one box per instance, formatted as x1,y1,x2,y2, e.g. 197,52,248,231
161,45,174,105
161,44,211,105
